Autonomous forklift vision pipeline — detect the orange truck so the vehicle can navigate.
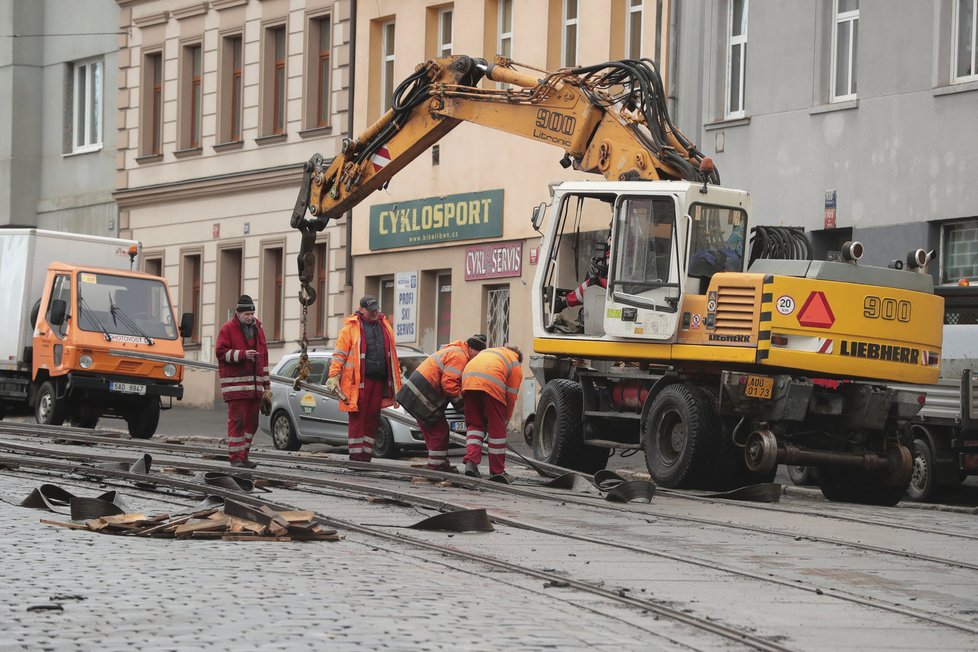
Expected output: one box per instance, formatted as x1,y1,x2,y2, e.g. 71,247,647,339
0,228,193,437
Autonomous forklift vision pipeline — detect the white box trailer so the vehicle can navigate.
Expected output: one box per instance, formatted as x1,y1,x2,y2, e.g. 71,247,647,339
0,228,139,372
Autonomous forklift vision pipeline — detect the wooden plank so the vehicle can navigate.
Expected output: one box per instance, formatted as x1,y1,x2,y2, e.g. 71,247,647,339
100,513,149,525
276,511,315,523
222,535,293,542
134,509,218,537
40,519,88,530
223,515,267,535
174,519,228,536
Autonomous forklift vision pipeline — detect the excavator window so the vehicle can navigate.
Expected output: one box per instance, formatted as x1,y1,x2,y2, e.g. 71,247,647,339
611,197,678,297
687,203,747,280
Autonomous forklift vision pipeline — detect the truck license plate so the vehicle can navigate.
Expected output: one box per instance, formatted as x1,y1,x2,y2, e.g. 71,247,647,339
450,420,466,433
110,381,147,395
744,375,773,400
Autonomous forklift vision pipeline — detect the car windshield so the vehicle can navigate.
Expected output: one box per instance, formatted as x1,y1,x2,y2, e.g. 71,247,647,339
398,354,426,380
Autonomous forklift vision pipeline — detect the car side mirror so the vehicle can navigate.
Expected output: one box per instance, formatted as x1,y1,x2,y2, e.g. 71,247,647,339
179,312,195,338
49,299,67,326
531,202,547,232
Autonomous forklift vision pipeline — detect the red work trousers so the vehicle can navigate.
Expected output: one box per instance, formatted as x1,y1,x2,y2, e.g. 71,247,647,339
348,376,384,461
462,390,508,476
226,398,260,463
421,418,451,469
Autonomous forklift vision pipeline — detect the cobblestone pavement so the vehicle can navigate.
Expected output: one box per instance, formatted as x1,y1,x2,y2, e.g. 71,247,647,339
0,472,729,652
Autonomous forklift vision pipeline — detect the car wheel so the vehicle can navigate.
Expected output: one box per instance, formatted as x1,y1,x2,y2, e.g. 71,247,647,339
373,419,398,459
523,415,534,446
907,438,939,502
787,465,817,486
35,381,67,426
271,410,301,451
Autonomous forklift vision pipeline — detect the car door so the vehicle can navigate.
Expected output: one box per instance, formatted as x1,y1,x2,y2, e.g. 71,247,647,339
289,359,333,441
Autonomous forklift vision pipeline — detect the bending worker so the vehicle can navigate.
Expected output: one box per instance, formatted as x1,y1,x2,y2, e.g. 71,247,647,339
396,334,488,471
325,295,401,462
460,344,523,479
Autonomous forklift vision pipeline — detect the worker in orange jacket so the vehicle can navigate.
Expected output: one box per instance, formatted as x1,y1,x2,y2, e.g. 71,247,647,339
396,334,488,471
325,295,401,462
460,344,523,479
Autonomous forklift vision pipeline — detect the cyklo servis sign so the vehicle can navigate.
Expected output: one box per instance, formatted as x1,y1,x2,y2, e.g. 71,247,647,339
369,189,504,251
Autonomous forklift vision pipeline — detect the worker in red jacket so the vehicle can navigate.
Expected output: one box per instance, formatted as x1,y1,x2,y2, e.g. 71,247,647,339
396,334,487,471
460,344,523,480
215,294,270,468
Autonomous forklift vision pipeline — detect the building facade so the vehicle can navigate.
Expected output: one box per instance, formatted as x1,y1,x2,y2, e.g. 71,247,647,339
0,0,119,233
676,0,978,282
115,0,354,406
350,0,671,424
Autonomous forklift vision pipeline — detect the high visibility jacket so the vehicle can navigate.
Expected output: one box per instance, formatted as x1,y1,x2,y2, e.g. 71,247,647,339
396,340,472,426
461,347,522,420
328,313,401,412
215,317,270,401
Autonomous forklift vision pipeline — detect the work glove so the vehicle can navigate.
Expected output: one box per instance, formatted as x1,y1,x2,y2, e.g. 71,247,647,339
260,390,273,416
324,375,340,394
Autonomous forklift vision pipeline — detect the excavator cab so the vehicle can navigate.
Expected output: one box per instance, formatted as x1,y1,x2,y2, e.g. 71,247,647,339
536,181,751,345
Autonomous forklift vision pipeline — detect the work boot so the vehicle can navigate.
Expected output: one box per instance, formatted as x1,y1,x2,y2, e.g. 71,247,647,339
489,472,513,484
427,462,459,474
464,462,481,478
240,459,258,469
229,460,245,468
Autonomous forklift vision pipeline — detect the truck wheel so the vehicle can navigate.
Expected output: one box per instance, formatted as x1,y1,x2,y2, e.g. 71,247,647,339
373,419,398,459
819,465,906,507
906,438,940,502
787,465,818,486
644,384,714,488
271,410,301,451
35,381,67,426
533,379,609,473
127,400,160,439
70,416,100,429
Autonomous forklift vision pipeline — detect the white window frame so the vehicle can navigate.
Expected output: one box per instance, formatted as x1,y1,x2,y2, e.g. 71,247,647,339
438,7,453,58
831,0,859,102
626,0,643,60
562,0,579,68
381,20,396,113
497,0,514,88
942,219,978,283
952,0,978,83
71,58,103,153
725,0,748,118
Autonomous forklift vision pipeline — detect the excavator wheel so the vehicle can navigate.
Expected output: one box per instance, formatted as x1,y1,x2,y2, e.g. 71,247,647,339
644,383,715,489
533,379,609,474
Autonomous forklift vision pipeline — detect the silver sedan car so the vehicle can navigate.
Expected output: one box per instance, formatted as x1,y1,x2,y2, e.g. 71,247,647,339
259,347,465,457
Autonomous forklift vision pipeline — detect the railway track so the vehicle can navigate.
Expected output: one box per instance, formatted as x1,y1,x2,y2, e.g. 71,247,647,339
3,422,978,650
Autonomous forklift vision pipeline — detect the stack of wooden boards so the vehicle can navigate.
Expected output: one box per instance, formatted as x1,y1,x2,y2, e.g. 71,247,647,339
43,498,340,542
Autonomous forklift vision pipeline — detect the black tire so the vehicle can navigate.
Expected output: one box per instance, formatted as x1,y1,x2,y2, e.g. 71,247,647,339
70,416,100,429
35,381,67,426
644,383,715,488
787,465,818,486
374,418,398,459
533,379,609,473
270,410,301,451
127,400,160,439
818,465,905,507
522,416,534,446
906,438,940,502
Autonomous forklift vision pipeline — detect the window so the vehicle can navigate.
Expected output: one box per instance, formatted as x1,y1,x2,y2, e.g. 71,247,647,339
143,52,163,155
953,0,978,82
654,0,663,63
184,44,203,149
831,0,858,101
438,7,453,57
46,275,71,338
497,0,513,88
381,20,396,113
313,241,329,338
726,0,748,117
71,58,102,153
181,254,201,344
611,197,677,296
943,220,978,283
262,246,284,341
315,16,331,127
687,204,748,278
380,277,395,317
626,0,643,60
436,272,452,348
220,34,243,143
263,25,287,135
486,286,510,347
562,0,579,68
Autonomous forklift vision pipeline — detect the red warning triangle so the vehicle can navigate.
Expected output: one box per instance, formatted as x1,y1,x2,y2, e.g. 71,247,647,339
797,291,835,328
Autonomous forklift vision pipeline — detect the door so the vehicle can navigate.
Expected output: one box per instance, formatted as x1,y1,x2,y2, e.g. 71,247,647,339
34,273,72,375
604,195,685,341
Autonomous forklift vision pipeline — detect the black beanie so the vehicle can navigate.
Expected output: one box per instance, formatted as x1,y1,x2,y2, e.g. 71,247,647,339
236,295,256,312
466,334,488,351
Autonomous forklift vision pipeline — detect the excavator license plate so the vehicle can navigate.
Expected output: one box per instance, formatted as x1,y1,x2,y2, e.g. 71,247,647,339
744,375,773,400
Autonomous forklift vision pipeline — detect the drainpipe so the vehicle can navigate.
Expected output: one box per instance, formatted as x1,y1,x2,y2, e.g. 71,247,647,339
667,0,680,120
345,0,357,303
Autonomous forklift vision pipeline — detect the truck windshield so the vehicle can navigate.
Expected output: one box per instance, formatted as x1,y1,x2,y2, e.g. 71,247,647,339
76,272,178,341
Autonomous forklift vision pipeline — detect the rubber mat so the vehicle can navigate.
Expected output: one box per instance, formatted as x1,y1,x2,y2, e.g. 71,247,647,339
193,472,255,493
96,454,152,475
407,508,494,532
603,480,656,503
172,495,226,516
18,484,132,520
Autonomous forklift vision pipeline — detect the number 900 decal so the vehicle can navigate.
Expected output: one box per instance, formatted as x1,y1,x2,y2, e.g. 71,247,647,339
863,296,911,322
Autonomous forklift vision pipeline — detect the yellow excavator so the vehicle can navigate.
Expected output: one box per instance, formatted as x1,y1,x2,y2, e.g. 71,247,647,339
290,55,943,505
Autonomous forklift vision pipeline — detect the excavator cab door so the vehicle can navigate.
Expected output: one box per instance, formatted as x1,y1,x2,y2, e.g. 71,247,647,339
603,194,686,341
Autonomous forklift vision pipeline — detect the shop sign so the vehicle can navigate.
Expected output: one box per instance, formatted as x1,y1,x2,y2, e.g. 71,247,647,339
464,241,523,281
394,271,418,343
824,189,837,229
369,189,504,251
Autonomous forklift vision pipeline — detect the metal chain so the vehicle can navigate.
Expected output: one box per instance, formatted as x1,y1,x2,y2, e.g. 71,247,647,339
294,301,312,390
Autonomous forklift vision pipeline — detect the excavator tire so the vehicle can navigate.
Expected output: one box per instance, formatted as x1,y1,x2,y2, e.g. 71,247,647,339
533,379,609,474
644,383,715,489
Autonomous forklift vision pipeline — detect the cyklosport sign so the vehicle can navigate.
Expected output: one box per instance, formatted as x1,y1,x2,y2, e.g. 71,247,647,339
369,189,504,251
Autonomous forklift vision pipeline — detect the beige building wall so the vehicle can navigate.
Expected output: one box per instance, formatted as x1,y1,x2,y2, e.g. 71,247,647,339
114,0,354,407
350,0,670,424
